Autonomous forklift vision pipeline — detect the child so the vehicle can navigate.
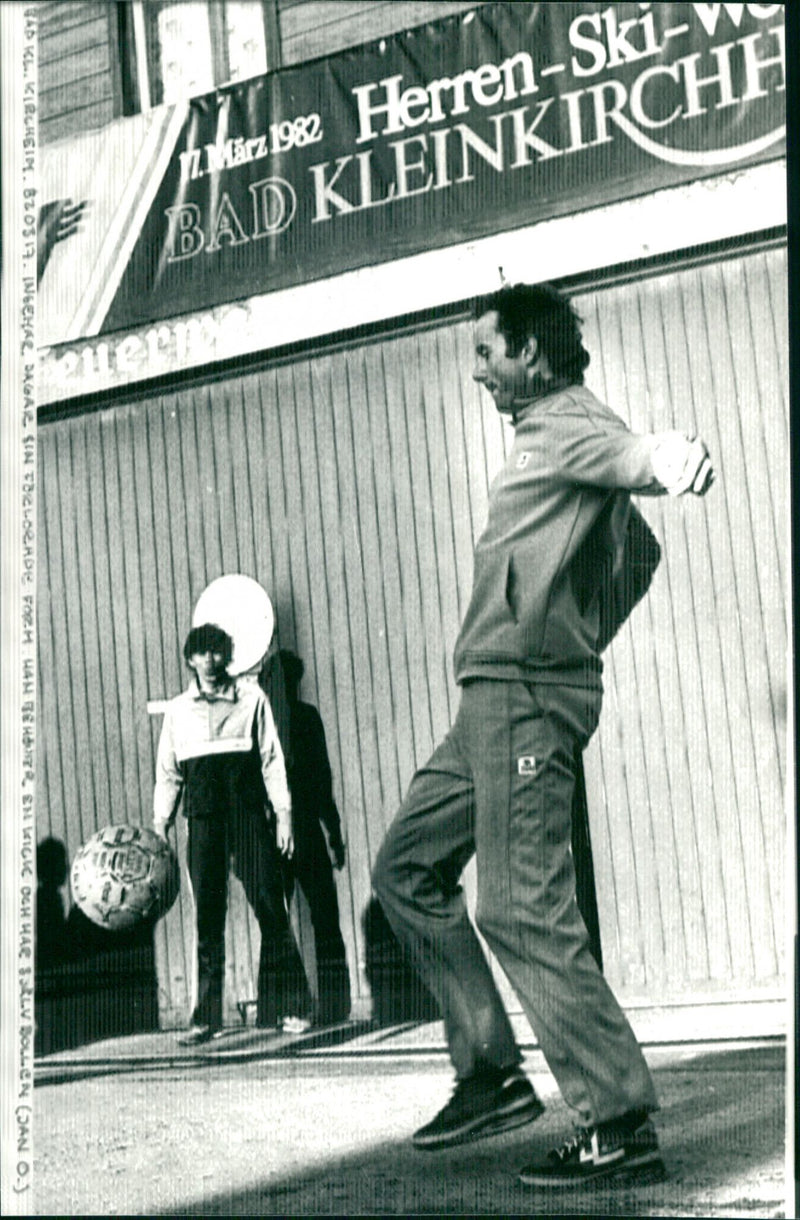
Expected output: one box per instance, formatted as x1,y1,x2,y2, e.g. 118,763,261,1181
154,623,310,1042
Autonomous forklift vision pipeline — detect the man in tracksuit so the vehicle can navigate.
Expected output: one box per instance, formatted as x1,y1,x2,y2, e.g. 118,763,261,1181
372,282,713,1187
154,623,311,1044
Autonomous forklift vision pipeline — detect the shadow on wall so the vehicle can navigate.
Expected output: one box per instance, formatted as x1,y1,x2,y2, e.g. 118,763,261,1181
362,897,440,1025
269,651,353,1025
35,836,160,1055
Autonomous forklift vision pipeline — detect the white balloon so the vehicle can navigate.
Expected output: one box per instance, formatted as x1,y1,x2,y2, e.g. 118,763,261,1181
193,575,274,675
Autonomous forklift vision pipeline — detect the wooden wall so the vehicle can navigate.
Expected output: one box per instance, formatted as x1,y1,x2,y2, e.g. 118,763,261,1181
38,243,787,1026
579,250,787,1004
38,1,487,143
39,1,122,144
278,0,487,65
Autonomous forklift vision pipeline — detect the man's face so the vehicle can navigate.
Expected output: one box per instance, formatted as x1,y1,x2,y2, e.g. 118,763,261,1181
189,648,228,687
473,310,532,414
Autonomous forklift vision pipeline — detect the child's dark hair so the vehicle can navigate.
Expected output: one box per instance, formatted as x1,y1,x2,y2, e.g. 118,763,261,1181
473,282,590,383
183,623,233,665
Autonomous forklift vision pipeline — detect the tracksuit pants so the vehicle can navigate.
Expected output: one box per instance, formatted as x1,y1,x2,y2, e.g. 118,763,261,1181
373,678,657,1126
187,807,310,1029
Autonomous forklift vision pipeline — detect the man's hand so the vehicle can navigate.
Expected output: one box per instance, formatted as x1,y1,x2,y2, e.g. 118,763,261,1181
651,431,714,496
153,821,170,843
275,812,294,859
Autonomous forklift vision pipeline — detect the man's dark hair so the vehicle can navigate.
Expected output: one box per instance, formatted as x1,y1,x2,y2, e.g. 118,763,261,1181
473,282,590,383
183,622,233,664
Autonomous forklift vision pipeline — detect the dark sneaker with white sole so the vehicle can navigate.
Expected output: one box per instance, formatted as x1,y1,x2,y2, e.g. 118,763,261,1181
518,1113,666,1187
413,1066,544,1150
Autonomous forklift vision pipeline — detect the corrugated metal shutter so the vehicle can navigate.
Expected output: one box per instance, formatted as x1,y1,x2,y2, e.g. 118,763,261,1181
38,243,787,1028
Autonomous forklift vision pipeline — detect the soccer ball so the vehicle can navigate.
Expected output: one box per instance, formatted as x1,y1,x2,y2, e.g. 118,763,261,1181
70,824,180,931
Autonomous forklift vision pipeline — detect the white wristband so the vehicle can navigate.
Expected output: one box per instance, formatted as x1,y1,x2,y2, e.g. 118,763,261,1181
651,432,714,496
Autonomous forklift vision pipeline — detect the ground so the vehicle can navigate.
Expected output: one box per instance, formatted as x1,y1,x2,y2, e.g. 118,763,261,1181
33,1033,788,1217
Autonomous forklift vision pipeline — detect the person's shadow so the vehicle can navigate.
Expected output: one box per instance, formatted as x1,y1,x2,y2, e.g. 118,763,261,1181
36,837,70,966
363,895,440,1025
276,652,352,1025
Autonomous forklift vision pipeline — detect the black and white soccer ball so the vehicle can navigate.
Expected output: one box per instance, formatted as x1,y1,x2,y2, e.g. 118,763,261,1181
70,824,180,931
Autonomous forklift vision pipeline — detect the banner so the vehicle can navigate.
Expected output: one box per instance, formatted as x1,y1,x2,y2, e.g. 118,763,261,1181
39,1,785,346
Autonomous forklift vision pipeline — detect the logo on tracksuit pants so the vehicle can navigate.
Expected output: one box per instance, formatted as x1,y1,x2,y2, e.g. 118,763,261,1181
517,756,537,774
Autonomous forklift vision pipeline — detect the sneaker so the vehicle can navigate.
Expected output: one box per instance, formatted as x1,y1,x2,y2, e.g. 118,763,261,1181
281,1015,313,1034
176,1024,221,1046
518,1113,666,1187
413,1066,544,1150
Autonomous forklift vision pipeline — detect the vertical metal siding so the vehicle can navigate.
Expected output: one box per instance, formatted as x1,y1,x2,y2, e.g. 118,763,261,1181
38,245,787,1025
577,249,787,1000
